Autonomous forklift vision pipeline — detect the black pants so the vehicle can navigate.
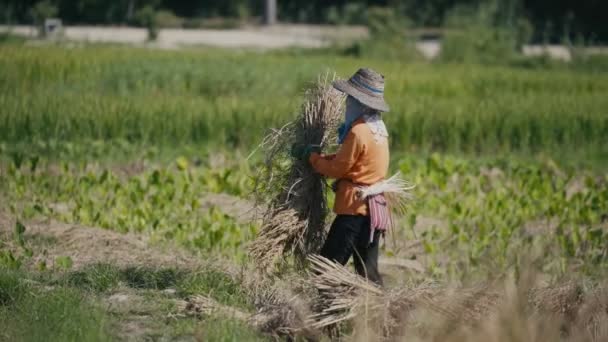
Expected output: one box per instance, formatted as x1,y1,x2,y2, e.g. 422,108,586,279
320,215,383,286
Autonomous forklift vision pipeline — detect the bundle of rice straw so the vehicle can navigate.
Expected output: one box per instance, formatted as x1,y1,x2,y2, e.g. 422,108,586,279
306,255,446,339
356,171,415,223
306,254,386,329
306,255,505,338
307,256,608,340
249,72,344,272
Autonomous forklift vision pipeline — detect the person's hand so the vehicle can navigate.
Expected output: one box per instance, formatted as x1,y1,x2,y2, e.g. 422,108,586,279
290,144,320,160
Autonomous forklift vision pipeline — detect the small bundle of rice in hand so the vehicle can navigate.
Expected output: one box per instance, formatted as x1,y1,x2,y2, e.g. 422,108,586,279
249,73,344,272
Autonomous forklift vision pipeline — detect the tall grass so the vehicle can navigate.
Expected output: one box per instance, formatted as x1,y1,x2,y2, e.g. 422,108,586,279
0,45,607,160
0,269,110,341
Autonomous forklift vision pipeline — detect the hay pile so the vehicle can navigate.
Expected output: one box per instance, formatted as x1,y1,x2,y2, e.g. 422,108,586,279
175,257,608,340
306,255,441,336
305,256,608,341
307,254,386,329
249,73,344,272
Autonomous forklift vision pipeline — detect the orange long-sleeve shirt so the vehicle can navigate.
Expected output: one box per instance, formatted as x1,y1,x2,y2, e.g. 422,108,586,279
309,119,389,216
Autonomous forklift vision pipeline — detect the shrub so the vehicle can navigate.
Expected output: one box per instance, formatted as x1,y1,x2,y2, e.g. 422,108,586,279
155,9,183,28
440,2,523,64
28,0,58,38
342,2,367,25
134,5,158,41
0,270,26,306
346,7,421,61
121,266,185,290
64,263,121,293
322,3,368,26
324,6,341,25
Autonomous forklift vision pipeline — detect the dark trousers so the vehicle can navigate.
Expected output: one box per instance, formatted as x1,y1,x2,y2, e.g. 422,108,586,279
320,215,383,286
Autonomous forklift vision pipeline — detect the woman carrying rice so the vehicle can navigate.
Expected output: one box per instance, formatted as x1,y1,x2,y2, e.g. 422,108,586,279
296,68,391,285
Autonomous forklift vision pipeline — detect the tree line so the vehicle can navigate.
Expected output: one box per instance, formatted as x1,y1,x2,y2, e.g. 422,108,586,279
2,0,607,43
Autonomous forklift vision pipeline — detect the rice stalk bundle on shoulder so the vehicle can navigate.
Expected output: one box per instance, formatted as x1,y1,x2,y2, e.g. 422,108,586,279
249,73,344,272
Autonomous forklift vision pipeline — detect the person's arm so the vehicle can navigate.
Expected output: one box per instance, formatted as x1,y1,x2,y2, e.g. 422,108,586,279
309,131,361,179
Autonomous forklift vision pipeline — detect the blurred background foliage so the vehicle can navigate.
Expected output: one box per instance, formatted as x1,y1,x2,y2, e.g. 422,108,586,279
1,0,607,43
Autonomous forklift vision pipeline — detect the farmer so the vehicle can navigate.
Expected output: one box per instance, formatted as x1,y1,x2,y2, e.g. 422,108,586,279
297,68,390,285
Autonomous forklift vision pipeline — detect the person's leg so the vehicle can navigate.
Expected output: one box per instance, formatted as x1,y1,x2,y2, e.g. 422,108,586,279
320,215,362,265
363,231,383,285
353,217,383,286
352,216,368,277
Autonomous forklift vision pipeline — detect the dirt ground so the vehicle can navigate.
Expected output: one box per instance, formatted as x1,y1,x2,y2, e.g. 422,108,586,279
3,25,601,60
1,24,367,50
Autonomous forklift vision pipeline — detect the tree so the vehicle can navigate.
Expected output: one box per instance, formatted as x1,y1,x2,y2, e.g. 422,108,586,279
29,0,58,37
135,5,158,40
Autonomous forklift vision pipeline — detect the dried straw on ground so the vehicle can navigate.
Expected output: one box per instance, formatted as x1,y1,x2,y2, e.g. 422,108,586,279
249,73,344,272
529,281,584,319
179,294,315,337
178,262,316,338
306,255,608,341
307,254,385,329
306,255,443,339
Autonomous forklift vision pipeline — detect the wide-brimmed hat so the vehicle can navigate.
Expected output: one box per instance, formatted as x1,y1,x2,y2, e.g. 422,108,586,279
333,68,389,112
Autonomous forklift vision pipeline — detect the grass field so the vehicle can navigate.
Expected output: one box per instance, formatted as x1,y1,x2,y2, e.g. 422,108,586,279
1,44,607,163
1,43,607,340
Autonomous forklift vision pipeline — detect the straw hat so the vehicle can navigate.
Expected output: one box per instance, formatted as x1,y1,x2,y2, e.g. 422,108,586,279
333,68,390,112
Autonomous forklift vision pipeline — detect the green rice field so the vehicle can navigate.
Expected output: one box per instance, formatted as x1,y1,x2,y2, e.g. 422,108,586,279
1,45,607,162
